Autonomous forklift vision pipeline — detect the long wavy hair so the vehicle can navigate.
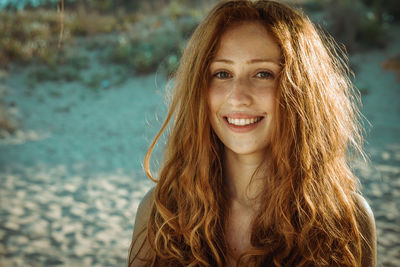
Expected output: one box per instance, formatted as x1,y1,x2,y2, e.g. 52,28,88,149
129,0,366,266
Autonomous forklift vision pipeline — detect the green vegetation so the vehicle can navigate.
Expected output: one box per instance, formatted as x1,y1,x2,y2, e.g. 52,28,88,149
361,0,400,22
325,0,391,51
84,67,128,90
109,1,202,76
27,50,89,86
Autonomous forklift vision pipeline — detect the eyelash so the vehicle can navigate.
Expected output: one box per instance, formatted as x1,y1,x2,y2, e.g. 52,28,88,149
213,71,231,79
255,71,274,79
212,70,274,79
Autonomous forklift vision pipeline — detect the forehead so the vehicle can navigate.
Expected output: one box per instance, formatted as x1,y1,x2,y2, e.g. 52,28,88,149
213,21,281,62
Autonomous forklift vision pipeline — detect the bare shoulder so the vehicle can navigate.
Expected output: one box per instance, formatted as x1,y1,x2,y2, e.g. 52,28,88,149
128,187,155,266
135,187,155,229
353,193,376,267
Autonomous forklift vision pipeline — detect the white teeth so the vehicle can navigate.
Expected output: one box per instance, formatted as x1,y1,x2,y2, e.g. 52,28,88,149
226,117,262,126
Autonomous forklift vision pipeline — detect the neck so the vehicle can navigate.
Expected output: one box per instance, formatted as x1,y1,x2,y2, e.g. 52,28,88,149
223,148,268,207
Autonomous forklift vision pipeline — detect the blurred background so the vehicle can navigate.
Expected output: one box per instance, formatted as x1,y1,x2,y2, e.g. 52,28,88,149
0,0,399,266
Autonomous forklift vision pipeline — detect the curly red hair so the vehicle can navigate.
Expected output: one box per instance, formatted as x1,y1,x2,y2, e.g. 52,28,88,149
129,1,367,266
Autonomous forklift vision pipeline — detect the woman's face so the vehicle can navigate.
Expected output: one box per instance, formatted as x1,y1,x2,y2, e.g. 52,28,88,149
208,21,281,157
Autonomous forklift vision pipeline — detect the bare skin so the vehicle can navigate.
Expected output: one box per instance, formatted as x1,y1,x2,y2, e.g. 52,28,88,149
223,149,264,265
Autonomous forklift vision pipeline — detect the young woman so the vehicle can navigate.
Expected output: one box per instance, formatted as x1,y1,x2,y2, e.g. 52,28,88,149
129,1,376,266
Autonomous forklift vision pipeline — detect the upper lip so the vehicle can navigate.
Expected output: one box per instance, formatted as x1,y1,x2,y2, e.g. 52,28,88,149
223,112,265,119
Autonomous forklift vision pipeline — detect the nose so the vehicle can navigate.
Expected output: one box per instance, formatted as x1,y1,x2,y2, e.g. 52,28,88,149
227,77,252,106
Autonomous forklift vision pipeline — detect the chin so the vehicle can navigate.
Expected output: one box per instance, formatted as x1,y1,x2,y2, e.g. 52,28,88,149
225,144,270,157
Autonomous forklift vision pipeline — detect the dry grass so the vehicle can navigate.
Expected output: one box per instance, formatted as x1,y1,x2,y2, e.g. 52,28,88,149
0,9,71,66
0,6,136,68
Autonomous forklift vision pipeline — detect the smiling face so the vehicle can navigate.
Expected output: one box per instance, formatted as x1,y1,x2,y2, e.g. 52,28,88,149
208,21,281,157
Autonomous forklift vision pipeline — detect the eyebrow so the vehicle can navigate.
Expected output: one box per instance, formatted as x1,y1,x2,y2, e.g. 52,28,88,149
212,58,281,66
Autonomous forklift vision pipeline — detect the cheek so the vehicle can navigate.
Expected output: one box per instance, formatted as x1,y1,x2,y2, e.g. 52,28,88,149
207,86,225,115
259,88,276,112
265,95,275,113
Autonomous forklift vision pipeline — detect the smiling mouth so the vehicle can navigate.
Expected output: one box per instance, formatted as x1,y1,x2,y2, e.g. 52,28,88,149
224,116,264,126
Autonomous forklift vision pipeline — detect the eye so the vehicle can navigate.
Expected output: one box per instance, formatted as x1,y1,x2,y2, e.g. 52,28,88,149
255,71,274,79
213,71,232,79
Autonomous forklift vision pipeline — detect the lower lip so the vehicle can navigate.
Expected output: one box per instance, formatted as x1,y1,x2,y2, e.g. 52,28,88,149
224,117,264,133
